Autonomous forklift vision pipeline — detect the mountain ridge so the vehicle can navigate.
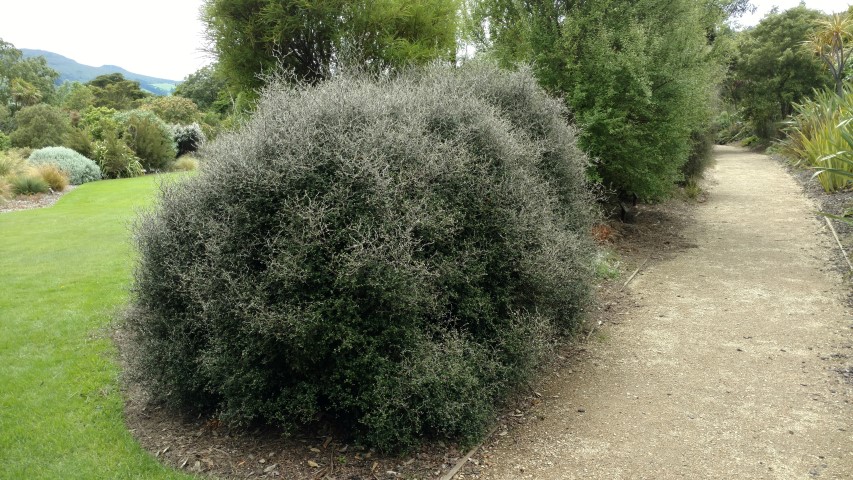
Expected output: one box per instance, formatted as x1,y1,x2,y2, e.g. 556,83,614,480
20,49,179,96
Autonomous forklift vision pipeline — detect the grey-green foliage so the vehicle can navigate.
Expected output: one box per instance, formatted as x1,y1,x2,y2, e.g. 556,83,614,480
127,63,597,451
28,146,101,185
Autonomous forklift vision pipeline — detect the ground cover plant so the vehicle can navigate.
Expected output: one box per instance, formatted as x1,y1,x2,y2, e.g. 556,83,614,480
126,63,598,451
0,176,191,479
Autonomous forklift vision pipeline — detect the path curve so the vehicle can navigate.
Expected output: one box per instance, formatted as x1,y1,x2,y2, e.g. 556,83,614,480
478,146,852,479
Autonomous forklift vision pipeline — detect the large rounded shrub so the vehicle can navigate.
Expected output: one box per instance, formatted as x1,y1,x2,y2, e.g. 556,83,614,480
28,146,101,185
127,64,596,450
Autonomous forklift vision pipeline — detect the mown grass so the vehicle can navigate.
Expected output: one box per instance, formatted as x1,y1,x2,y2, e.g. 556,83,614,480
0,175,191,479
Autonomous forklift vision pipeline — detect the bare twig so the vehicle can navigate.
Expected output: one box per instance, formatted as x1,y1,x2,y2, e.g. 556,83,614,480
439,426,499,480
825,217,853,272
620,257,649,291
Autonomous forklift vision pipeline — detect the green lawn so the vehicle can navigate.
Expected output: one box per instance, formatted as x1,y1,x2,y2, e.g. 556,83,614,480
0,176,192,479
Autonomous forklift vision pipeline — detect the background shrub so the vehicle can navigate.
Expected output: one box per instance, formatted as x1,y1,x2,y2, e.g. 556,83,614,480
114,110,177,171
11,174,50,195
9,104,71,149
0,131,10,151
170,155,198,172
32,164,69,192
28,146,101,185
0,149,27,177
64,127,95,158
141,95,202,124
93,129,144,179
170,123,206,156
127,64,597,451
0,177,11,202
80,106,119,141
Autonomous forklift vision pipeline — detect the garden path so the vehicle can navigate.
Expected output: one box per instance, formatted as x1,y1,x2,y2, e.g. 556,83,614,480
477,146,853,479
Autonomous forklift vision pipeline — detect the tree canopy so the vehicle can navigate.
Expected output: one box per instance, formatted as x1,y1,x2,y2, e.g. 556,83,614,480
469,0,729,200
86,73,149,110
174,64,229,112
727,5,832,140
0,39,59,111
202,0,461,93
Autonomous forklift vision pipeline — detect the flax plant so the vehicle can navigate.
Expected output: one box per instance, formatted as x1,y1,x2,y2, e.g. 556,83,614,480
782,87,853,191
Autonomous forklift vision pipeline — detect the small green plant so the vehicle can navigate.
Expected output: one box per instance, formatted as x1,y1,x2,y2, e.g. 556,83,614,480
28,146,101,185
11,174,50,196
33,164,69,192
0,131,11,151
594,250,621,280
683,177,703,200
740,135,760,148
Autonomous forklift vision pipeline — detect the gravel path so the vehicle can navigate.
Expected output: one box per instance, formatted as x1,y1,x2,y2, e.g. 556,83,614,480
477,146,853,479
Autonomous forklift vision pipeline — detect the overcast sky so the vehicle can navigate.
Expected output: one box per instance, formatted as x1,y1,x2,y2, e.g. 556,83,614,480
736,0,851,28
0,0,209,81
0,0,850,82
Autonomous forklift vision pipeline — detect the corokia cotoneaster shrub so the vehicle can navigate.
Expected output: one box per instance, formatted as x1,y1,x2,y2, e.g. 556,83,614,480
127,63,597,451
28,146,101,185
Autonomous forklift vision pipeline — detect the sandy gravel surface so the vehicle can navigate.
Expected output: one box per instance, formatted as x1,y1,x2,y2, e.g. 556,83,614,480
476,146,853,479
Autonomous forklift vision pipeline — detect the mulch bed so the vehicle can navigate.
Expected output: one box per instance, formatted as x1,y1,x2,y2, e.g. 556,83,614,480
0,186,75,214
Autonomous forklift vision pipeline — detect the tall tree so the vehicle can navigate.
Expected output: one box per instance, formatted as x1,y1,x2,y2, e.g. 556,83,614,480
202,0,460,94
86,73,149,110
729,6,831,140
174,64,229,112
0,39,59,110
470,0,727,200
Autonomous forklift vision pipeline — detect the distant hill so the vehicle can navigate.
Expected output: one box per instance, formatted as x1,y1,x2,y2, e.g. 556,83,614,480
21,49,179,96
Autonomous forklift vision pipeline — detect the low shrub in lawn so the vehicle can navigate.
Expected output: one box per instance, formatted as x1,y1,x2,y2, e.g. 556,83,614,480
127,63,597,451
33,164,69,192
11,174,50,195
28,146,101,185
